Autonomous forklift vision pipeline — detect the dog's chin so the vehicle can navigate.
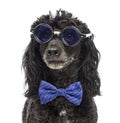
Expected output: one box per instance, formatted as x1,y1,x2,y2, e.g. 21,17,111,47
45,57,75,70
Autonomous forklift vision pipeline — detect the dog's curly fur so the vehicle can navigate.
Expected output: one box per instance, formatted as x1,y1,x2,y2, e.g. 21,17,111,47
22,10,100,123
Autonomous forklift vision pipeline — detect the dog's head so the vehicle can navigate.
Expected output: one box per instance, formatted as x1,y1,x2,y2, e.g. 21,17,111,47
23,10,100,97
31,10,93,70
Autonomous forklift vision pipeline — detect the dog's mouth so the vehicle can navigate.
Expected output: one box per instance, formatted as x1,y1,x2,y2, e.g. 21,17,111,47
45,57,75,70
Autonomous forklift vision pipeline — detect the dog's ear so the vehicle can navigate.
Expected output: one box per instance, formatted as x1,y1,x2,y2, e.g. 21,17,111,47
79,35,101,97
22,38,49,97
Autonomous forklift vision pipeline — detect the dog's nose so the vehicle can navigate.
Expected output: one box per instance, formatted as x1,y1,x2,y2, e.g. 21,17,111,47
47,47,61,56
46,39,63,57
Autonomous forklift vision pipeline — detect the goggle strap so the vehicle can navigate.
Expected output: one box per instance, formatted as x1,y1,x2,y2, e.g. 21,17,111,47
82,33,93,38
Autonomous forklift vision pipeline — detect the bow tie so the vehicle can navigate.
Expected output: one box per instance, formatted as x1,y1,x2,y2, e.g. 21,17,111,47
39,80,83,105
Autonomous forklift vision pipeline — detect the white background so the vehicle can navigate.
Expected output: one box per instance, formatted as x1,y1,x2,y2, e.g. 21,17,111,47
0,0,120,123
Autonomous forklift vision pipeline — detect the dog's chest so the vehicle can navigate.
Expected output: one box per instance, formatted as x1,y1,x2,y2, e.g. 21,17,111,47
59,109,67,116
59,109,71,123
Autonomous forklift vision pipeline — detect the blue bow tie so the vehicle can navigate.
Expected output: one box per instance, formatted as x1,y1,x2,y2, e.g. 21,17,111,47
39,80,83,105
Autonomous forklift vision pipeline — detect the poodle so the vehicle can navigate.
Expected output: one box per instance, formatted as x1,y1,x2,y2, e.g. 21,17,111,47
22,10,100,123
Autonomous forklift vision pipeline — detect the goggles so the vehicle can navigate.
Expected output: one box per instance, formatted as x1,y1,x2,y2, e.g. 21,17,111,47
33,23,92,46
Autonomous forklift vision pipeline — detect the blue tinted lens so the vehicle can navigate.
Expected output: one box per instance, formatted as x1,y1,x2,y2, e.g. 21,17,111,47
34,23,53,43
61,26,80,46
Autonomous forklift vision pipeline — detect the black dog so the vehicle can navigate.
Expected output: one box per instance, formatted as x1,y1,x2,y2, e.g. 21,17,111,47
22,10,100,123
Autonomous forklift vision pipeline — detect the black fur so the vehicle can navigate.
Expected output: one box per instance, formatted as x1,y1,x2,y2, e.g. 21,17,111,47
22,10,100,123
